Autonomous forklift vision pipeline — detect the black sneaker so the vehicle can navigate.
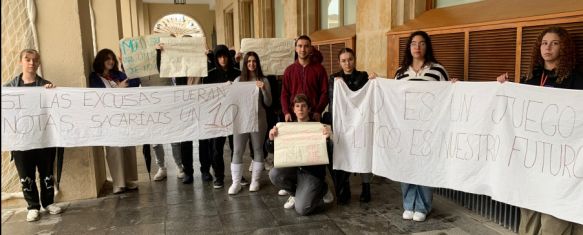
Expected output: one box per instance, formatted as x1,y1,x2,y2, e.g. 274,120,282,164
202,172,213,182
182,175,194,184
240,176,250,186
213,179,224,189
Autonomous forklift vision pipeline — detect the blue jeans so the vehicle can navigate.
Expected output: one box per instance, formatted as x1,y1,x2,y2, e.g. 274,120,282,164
401,183,433,214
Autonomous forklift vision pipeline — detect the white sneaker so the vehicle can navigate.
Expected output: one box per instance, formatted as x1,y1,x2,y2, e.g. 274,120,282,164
153,168,167,181
402,210,414,220
284,196,295,209
323,189,334,204
413,212,426,222
278,189,289,196
46,204,62,215
26,209,39,222
176,167,185,179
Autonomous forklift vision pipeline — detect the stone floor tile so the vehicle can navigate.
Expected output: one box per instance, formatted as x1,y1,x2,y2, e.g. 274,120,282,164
111,205,167,226
220,208,278,233
166,201,218,218
165,214,224,234
53,211,114,233
268,207,330,226
249,221,345,235
215,194,267,215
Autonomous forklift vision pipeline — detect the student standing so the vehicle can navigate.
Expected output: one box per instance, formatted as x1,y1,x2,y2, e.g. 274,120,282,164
3,49,63,222
200,45,241,188
89,49,140,194
326,48,377,204
280,35,328,122
497,26,583,235
394,31,449,222
228,52,272,194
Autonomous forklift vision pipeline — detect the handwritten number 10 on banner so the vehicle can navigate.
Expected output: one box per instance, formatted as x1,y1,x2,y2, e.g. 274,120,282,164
204,102,239,129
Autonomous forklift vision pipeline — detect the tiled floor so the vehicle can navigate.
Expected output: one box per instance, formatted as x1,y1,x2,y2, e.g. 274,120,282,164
2,144,514,234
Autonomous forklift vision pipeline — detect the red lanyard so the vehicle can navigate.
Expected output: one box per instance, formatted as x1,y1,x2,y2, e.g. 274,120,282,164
540,73,548,87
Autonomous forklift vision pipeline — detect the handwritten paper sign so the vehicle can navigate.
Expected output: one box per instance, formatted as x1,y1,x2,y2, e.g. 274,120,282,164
159,37,208,78
274,122,329,168
119,35,160,79
332,79,583,224
240,38,295,75
1,83,258,151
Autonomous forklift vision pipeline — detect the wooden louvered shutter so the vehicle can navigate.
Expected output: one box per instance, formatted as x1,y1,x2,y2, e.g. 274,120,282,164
469,28,517,81
330,43,345,75
432,33,464,80
318,44,333,76
397,37,408,75
521,22,583,79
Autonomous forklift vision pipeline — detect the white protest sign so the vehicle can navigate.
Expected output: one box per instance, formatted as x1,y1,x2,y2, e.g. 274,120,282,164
332,79,583,224
119,35,161,78
240,38,295,75
274,122,329,168
159,37,208,78
1,83,257,151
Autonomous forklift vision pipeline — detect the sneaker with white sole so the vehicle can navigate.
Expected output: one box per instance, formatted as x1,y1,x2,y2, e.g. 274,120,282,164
412,212,426,222
240,176,250,186
46,204,62,215
323,189,334,204
402,210,414,220
126,181,138,190
284,196,295,209
26,209,39,222
176,167,185,179
153,168,167,181
264,157,274,171
278,189,289,196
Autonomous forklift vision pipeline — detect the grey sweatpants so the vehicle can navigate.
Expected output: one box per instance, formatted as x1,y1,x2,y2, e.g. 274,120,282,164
269,167,327,216
154,143,183,168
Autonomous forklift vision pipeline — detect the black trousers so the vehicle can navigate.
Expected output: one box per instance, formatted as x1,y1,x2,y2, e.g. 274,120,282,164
198,136,228,181
180,141,194,176
12,148,56,210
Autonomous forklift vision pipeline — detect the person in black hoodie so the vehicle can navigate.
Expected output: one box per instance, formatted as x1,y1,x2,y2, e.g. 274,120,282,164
324,48,377,205
199,45,241,188
497,26,582,235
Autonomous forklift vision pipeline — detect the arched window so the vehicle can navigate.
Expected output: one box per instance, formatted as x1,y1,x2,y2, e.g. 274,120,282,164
153,13,205,38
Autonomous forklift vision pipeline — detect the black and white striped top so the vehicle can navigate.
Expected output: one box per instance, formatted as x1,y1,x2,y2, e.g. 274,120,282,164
394,63,449,81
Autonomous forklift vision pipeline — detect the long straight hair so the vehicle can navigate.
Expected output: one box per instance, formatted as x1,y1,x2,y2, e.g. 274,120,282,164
239,51,265,81
395,31,439,76
527,26,576,84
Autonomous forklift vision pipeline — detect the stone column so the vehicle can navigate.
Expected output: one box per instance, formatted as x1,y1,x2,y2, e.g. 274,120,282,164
35,0,107,201
356,0,393,77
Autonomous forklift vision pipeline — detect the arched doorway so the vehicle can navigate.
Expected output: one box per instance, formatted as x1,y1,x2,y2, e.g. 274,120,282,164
153,13,205,38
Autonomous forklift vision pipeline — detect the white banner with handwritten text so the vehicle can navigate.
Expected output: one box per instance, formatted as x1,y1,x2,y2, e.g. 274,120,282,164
333,79,583,224
1,82,258,151
240,38,295,75
274,122,329,168
160,37,208,78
